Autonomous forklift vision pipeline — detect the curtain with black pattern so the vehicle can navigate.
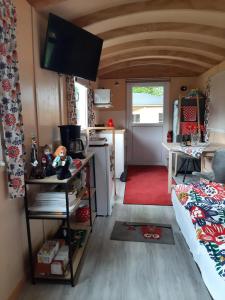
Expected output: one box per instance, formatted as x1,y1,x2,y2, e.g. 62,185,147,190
66,75,77,125
87,88,95,127
0,0,25,199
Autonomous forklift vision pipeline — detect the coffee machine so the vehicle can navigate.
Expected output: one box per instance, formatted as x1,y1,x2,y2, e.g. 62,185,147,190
58,125,86,159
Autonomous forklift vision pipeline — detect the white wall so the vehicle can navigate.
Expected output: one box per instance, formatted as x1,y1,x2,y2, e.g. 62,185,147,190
209,71,225,132
0,2,64,300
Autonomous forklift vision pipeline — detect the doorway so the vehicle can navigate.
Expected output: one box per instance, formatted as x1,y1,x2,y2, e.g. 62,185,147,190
126,82,169,165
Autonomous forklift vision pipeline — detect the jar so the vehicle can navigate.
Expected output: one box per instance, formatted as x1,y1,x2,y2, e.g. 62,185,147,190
191,133,199,145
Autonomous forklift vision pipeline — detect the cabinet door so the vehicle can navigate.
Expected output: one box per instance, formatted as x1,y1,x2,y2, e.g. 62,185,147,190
92,146,108,216
96,132,125,178
115,133,124,178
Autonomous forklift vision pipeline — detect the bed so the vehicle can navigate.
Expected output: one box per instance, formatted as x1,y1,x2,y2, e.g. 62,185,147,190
172,180,225,300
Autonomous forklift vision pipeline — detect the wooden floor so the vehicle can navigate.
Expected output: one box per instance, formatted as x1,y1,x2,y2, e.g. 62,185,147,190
20,180,211,300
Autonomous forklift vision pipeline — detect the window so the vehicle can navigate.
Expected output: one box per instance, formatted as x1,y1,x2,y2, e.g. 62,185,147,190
132,114,140,123
132,86,164,124
74,81,88,129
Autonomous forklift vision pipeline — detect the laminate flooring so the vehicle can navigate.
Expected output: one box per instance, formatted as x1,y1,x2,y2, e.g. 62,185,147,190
20,180,212,300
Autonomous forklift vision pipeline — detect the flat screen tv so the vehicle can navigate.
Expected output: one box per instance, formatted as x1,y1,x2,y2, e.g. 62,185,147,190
41,13,103,81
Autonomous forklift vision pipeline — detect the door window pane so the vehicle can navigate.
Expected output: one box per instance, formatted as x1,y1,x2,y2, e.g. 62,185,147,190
132,86,164,124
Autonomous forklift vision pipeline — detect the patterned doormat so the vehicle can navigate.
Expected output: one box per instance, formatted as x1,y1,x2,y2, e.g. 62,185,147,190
111,221,175,245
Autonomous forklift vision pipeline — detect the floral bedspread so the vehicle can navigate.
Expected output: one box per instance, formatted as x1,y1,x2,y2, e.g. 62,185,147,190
174,179,225,278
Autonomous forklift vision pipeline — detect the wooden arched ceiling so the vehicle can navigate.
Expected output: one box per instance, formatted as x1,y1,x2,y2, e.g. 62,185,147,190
100,50,217,69
102,40,225,60
28,0,225,79
99,66,202,79
99,59,207,77
73,1,225,28
99,23,225,43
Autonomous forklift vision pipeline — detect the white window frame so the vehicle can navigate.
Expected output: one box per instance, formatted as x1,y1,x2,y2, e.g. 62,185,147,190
74,81,88,130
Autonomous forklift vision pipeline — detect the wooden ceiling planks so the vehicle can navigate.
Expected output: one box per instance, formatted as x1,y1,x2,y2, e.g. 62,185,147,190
99,23,225,41
98,59,207,76
28,0,225,78
102,39,225,60
99,50,217,69
98,65,200,79
27,0,66,10
73,0,225,27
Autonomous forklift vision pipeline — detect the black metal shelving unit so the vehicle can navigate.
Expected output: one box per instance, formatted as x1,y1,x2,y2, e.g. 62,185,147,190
24,153,96,287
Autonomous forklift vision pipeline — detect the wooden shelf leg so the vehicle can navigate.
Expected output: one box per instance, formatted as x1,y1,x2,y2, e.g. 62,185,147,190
65,183,75,287
24,184,35,284
168,151,173,193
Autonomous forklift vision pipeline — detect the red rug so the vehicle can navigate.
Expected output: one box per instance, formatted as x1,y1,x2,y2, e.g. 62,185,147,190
124,165,172,206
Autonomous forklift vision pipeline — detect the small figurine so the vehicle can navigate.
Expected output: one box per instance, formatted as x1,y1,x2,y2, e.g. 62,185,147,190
52,146,73,180
29,136,46,179
41,144,55,177
30,136,41,179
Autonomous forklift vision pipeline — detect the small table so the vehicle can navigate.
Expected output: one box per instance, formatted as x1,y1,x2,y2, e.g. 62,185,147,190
162,142,225,192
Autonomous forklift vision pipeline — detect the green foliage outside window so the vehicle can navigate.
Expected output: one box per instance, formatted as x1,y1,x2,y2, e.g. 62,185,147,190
132,86,163,96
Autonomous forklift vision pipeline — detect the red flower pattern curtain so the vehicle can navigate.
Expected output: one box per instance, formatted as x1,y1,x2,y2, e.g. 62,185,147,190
66,76,77,124
0,0,25,198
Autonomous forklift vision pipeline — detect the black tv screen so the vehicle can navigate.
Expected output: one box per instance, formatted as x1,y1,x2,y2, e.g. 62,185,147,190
42,13,103,81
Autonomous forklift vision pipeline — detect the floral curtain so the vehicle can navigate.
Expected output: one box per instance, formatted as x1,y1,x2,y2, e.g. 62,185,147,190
204,78,211,142
0,0,25,199
87,88,95,127
66,75,77,124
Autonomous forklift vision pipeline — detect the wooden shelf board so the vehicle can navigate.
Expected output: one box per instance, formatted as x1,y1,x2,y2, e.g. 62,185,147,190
28,213,68,220
26,153,94,184
88,127,115,130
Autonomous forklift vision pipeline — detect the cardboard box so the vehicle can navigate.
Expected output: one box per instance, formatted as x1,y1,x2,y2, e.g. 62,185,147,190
51,245,69,276
37,240,59,264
